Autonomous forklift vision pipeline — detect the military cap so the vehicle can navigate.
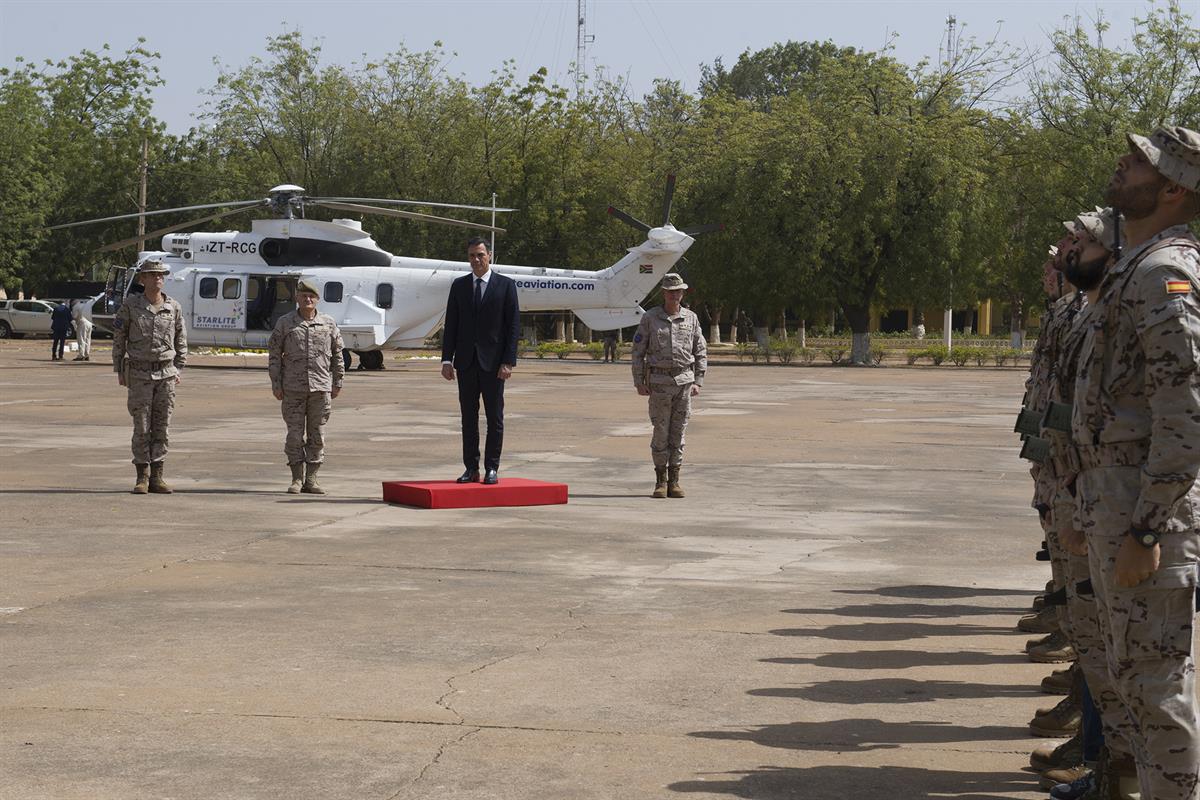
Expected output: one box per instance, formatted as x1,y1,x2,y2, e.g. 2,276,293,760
297,278,320,296
136,260,170,275
660,272,688,291
1070,207,1120,252
1128,126,1200,192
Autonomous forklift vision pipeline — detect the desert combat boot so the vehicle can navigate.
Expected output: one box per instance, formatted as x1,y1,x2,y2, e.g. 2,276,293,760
667,466,684,498
287,462,305,494
302,462,326,495
652,467,667,499
148,462,173,494
132,463,149,494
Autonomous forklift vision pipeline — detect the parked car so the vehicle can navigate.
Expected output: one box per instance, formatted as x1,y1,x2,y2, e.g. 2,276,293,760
0,299,75,339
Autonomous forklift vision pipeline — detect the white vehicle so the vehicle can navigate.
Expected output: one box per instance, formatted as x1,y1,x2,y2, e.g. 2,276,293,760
0,299,74,339
60,182,719,369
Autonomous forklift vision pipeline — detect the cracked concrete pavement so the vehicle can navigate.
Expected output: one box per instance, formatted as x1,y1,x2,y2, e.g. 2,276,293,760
2,340,1075,798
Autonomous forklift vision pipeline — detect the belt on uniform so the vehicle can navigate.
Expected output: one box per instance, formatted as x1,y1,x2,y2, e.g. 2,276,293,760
651,365,688,375
1075,439,1150,471
1050,443,1081,478
128,359,173,370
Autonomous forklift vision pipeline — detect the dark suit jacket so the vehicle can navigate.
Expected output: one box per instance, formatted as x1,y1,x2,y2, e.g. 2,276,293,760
441,270,520,373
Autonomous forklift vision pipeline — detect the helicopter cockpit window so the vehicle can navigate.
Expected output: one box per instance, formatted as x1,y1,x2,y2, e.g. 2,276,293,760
324,282,343,303
376,283,393,310
222,278,241,300
199,277,218,299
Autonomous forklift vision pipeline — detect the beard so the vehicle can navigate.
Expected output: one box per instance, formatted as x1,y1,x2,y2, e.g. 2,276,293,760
1064,250,1109,291
1105,174,1166,220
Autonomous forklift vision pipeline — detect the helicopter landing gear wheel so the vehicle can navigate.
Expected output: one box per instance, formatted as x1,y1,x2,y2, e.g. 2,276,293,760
358,350,384,371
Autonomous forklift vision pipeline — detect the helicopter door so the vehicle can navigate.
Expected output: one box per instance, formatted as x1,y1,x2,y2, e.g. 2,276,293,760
192,275,247,332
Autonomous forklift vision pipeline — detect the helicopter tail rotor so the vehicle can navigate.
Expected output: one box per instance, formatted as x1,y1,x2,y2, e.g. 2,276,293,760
607,175,723,238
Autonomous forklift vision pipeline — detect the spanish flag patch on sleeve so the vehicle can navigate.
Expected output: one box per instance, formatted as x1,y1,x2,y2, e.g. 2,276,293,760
1165,280,1192,294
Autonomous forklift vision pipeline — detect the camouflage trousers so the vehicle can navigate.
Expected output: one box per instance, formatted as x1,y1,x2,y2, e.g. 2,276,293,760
648,383,692,468
282,390,331,465
1078,465,1200,800
127,376,175,464
1055,485,1134,761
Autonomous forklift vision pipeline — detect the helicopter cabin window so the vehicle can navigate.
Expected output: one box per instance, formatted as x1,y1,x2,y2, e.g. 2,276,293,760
222,278,241,300
376,283,393,310
199,277,219,299
324,282,343,303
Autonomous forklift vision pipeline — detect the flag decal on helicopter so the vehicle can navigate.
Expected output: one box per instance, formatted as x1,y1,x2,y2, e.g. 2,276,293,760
639,264,654,274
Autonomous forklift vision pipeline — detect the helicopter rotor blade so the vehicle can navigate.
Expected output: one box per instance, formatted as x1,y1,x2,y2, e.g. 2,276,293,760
312,201,506,233
680,223,725,236
660,174,676,227
312,197,517,213
47,199,265,231
607,206,652,233
96,205,264,253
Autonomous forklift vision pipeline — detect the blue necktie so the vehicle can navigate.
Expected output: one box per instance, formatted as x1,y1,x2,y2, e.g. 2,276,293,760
473,277,482,311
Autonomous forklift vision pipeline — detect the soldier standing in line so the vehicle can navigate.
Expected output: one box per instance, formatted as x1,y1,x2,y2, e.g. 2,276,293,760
1072,126,1200,800
1034,210,1138,797
631,273,707,499
111,260,187,494
268,279,344,495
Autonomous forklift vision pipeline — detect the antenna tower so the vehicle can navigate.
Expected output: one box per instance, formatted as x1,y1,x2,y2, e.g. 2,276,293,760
575,0,594,96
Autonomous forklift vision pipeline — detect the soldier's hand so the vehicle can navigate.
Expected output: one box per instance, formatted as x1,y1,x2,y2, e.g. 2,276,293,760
1115,535,1160,588
331,387,341,399
636,384,650,396
175,375,181,385
691,385,701,397
441,363,455,381
273,388,284,401
1061,527,1088,556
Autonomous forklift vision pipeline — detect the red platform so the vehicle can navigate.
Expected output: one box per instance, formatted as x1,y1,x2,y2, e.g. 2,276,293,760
382,478,569,509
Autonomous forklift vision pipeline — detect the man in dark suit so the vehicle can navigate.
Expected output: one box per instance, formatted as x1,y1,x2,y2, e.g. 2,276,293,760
441,237,521,484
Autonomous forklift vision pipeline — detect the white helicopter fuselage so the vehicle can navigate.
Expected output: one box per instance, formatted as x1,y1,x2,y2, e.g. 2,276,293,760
96,217,693,353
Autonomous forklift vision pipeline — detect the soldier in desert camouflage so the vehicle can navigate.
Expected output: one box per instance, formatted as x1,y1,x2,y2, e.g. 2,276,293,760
111,260,187,495
631,273,707,499
268,279,345,495
1072,126,1200,800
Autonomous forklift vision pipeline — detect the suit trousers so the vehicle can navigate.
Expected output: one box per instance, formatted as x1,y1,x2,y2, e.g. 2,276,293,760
457,359,504,471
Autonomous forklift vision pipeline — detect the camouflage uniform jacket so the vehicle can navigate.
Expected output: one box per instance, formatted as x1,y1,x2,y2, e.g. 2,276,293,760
268,310,345,394
112,293,187,380
1072,225,1200,533
1026,293,1077,507
631,306,707,389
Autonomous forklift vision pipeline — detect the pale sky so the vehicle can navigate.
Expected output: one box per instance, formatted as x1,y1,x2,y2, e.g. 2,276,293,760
1,0,1154,133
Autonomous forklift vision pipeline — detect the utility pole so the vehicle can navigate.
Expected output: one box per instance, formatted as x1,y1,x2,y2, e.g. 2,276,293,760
490,192,498,261
575,0,594,96
136,136,148,254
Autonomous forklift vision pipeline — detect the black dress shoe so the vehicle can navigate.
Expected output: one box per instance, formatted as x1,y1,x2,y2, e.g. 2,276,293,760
483,468,499,485
456,469,480,483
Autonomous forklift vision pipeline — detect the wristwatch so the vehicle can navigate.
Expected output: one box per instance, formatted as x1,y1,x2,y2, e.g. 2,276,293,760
1129,528,1161,548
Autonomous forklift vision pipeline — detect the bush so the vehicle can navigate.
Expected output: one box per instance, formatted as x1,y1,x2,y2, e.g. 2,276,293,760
972,347,989,367
534,342,558,359
948,347,972,367
905,348,924,366
770,337,799,364
735,341,755,362
823,346,847,365
799,347,817,365
586,342,605,360
925,344,949,366
993,349,1010,367
869,345,886,366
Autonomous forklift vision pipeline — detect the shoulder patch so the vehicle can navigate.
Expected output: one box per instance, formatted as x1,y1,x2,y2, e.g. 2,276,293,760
113,317,123,329
1165,280,1191,294
633,333,643,343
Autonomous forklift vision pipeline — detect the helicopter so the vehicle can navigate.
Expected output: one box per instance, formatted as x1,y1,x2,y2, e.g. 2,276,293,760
52,179,720,370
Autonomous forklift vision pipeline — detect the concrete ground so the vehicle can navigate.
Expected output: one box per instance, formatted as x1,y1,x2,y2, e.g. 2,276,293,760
2,339,1063,799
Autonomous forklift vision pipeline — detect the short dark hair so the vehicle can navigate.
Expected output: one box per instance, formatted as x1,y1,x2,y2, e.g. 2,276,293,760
466,236,491,253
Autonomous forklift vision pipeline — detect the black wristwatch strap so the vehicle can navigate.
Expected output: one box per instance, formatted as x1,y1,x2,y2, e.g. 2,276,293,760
1129,528,1160,549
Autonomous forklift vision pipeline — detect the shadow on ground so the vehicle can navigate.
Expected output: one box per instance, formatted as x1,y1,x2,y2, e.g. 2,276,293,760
668,765,1038,799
